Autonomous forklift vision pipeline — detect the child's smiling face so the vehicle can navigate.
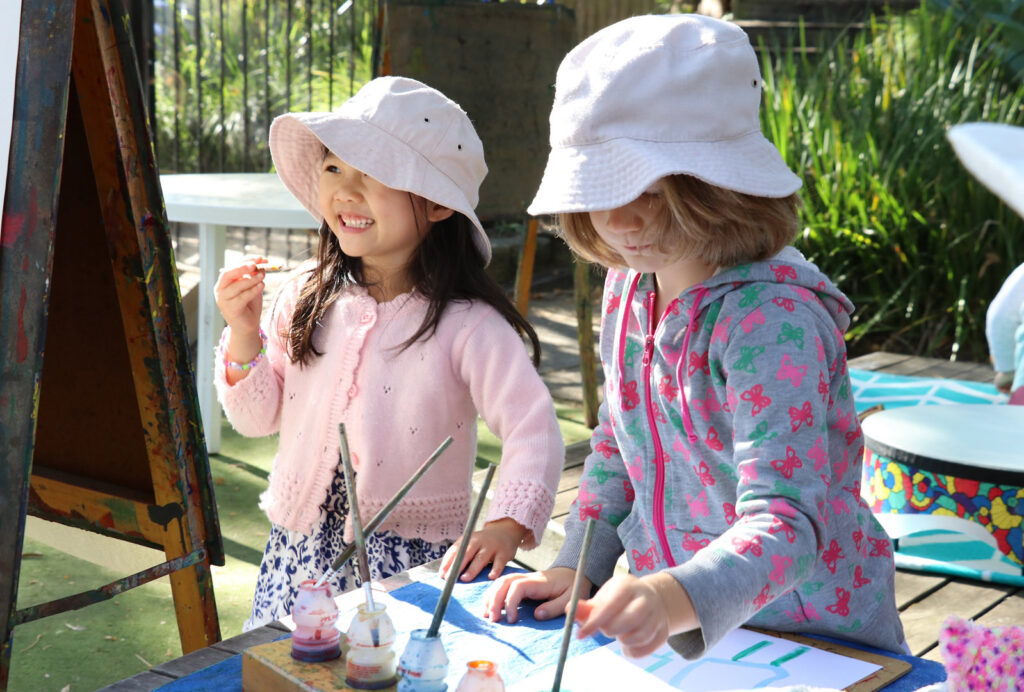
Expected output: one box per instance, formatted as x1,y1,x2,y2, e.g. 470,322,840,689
317,151,450,275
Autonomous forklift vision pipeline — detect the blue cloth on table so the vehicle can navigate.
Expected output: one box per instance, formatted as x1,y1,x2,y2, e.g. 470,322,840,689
157,568,945,690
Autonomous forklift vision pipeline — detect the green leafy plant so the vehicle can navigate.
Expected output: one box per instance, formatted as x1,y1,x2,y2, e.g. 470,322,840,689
760,3,1024,360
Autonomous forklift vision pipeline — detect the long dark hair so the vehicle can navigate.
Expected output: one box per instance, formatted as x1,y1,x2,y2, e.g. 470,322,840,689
286,209,541,367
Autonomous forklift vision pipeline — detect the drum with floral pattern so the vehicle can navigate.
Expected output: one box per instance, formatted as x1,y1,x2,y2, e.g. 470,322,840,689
863,449,1024,567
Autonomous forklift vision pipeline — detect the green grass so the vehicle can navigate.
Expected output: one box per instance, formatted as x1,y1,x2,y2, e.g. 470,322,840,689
8,405,591,691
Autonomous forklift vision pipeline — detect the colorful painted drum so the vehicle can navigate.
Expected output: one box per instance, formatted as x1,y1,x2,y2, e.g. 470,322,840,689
862,404,1024,568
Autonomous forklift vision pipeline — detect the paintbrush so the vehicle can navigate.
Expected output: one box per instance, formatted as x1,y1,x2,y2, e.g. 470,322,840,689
551,517,596,692
425,464,497,639
315,434,454,588
337,423,378,645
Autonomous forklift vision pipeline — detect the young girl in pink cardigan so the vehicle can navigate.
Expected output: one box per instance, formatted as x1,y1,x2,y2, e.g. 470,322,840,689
214,77,564,629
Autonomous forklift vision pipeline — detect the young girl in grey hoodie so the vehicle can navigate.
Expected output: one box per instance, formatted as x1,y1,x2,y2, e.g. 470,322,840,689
485,14,907,660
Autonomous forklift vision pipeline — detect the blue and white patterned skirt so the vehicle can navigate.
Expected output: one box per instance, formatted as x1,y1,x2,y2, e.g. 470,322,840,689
244,461,450,631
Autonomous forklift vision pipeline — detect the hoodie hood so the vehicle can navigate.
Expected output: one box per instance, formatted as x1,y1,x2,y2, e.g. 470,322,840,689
615,246,855,448
696,246,853,333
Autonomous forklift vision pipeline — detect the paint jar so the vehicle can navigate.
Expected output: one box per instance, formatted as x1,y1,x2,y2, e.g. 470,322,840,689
397,629,449,691
454,660,504,692
345,602,398,690
290,579,341,662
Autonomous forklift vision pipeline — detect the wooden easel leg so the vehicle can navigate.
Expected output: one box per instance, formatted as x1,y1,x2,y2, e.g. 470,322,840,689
168,561,221,653
574,260,599,428
515,218,539,317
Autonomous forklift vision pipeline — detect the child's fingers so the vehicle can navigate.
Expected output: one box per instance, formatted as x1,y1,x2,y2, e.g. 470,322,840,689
218,262,267,286
488,553,510,580
458,544,492,582
503,576,557,623
620,631,663,659
482,573,526,621
574,582,634,639
438,540,461,579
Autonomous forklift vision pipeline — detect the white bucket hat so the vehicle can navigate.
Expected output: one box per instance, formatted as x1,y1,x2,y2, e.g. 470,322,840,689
270,76,492,264
948,122,1024,220
528,14,802,216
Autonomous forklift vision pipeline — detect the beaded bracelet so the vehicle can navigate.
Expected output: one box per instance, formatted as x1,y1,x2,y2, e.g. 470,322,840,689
222,328,267,371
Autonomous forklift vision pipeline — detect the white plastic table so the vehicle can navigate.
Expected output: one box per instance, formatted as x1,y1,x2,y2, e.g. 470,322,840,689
160,173,318,453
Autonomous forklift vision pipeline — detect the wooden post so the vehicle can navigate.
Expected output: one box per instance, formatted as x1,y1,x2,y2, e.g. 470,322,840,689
514,218,539,317
574,261,599,428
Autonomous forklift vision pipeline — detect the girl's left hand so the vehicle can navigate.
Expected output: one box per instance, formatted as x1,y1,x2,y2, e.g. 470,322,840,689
439,517,528,582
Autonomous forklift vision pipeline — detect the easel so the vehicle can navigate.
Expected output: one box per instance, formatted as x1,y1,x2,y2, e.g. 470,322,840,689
0,1,224,687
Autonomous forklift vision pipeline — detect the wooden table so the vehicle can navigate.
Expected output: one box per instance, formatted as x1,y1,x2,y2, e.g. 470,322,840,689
160,173,318,453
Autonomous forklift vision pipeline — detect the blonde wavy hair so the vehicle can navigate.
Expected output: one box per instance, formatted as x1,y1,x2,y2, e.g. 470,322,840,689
557,174,802,270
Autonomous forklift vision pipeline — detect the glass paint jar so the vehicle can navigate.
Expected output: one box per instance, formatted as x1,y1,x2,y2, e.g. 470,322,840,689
290,579,341,662
454,660,504,692
397,629,449,691
345,602,398,689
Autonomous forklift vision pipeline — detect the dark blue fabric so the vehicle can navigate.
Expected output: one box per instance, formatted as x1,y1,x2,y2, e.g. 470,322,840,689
158,568,945,690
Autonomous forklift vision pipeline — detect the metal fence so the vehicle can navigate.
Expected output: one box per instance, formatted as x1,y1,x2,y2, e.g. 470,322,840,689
153,0,376,175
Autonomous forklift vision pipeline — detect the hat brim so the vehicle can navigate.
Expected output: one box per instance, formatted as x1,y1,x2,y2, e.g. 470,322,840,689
948,122,1024,221
270,113,491,264
527,130,803,216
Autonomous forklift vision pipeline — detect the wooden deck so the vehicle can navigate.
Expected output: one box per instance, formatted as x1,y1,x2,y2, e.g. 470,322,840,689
100,352,1021,689
530,352,1024,664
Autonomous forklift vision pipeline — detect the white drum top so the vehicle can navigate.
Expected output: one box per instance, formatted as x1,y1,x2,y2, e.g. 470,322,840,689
862,404,1024,478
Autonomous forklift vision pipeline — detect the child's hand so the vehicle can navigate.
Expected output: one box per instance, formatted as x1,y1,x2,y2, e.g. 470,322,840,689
482,567,582,624
994,371,1014,394
574,572,698,659
440,517,527,583
215,257,268,334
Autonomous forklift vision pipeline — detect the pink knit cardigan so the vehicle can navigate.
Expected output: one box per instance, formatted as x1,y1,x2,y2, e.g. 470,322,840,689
214,273,564,546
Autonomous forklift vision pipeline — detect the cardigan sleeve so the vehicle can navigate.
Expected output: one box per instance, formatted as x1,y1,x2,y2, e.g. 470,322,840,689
453,306,564,548
214,274,297,437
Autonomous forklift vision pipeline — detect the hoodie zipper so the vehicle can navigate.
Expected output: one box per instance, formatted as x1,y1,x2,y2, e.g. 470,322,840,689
642,289,677,569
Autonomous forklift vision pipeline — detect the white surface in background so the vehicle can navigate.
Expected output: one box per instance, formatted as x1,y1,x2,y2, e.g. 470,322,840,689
0,0,23,233
948,122,1024,219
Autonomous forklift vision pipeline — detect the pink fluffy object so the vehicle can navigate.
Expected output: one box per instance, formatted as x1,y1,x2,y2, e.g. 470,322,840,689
938,615,1024,691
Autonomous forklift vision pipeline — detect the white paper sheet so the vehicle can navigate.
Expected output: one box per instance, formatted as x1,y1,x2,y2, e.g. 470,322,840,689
509,628,880,691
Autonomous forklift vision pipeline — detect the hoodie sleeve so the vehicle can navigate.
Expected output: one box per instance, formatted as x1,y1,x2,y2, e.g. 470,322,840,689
550,396,631,587
667,294,843,658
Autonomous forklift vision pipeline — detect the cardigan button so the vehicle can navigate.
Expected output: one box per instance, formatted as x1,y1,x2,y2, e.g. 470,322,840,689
359,312,374,324
348,384,359,398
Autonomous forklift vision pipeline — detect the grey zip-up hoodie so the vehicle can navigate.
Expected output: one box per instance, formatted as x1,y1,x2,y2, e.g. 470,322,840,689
553,247,906,658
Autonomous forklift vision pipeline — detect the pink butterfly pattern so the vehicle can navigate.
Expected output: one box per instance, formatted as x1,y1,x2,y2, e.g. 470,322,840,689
770,445,803,479
741,384,772,416
789,401,814,431
740,308,766,334
692,388,721,421
777,354,808,387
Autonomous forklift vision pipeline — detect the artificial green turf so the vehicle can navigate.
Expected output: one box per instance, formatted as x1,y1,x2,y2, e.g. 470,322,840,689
7,404,590,691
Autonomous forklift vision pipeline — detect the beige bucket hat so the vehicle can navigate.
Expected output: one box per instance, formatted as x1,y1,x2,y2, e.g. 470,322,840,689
529,14,802,216
269,76,491,264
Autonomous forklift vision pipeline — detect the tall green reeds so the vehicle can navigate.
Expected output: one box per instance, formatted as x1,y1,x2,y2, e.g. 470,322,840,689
761,3,1024,360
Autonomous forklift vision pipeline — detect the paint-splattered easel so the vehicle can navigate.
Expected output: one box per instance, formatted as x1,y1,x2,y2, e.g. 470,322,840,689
0,1,224,687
